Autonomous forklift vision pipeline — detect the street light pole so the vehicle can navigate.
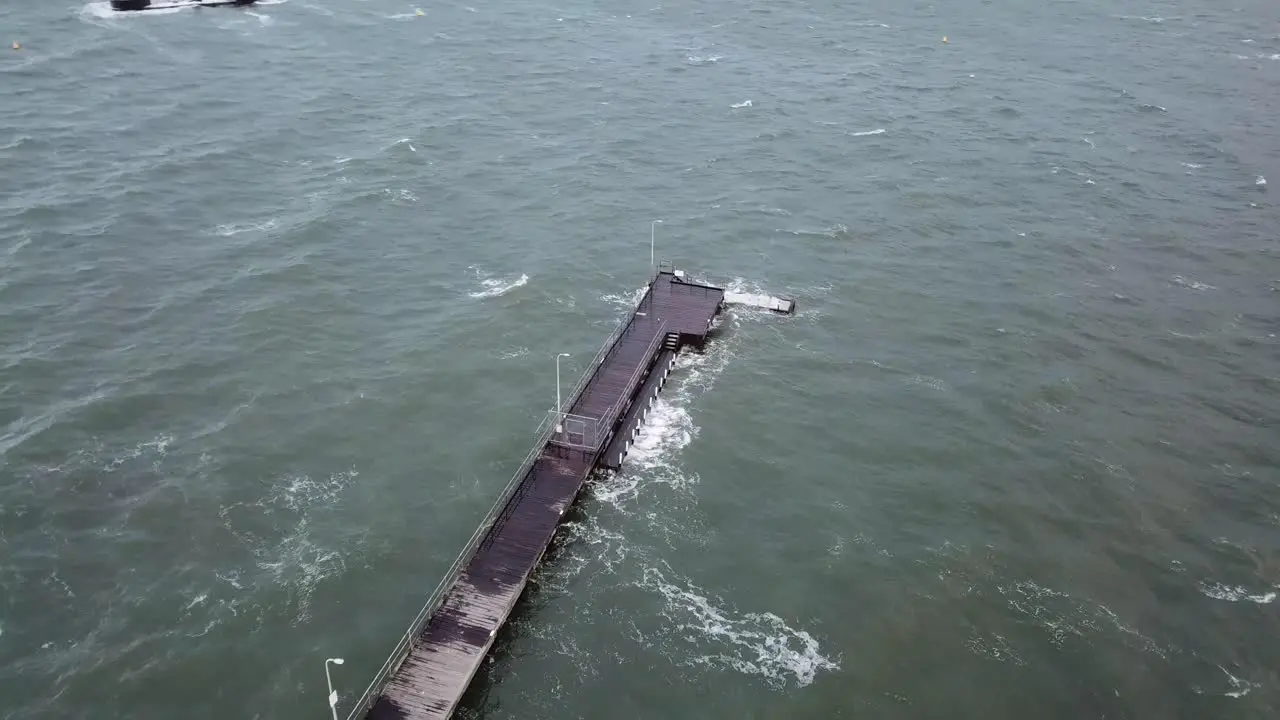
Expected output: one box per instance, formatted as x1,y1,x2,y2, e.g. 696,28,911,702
650,219,662,270
555,353,570,432
324,658,344,720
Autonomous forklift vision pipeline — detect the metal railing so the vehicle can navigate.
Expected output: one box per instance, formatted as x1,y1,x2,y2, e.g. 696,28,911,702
602,320,668,428
342,275,664,720
541,410,605,450
553,285,657,419
340,399,568,720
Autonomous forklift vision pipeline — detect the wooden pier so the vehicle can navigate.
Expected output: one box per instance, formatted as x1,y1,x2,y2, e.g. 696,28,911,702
345,266,789,720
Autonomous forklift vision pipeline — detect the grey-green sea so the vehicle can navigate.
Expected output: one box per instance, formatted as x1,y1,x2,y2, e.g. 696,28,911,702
1,0,1278,718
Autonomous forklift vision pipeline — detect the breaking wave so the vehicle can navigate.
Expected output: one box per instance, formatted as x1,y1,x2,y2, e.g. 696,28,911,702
639,564,839,688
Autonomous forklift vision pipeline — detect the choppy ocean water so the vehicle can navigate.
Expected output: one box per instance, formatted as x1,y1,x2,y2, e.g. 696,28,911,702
1,0,1277,717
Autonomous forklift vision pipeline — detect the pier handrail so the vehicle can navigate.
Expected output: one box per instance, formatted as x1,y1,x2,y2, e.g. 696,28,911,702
342,279,659,720
340,404,563,720
603,320,667,426
555,283,656,417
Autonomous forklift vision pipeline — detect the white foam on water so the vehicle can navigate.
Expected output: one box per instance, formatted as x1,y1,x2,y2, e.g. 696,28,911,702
965,631,1025,666
640,565,839,688
468,266,529,299
553,517,633,583
848,128,885,137
1220,666,1259,698
1171,275,1217,291
626,396,697,471
381,187,419,203
268,469,357,513
211,467,357,625
995,579,1167,657
779,223,849,239
1198,582,1276,604
731,99,752,108
102,434,174,472
214,218,278,237
600,285,646,309
497,347,529,360
255,519,347,624
687,55,723,65
591,469,642,506
1257,175,1268,186
385,137,417,153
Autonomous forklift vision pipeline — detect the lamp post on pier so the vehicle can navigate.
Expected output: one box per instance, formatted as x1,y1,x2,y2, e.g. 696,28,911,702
555,352,570,433
650,219,662,270
324,657,344,720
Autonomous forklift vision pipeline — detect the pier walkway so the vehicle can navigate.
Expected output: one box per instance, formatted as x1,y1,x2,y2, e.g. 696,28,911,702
347,266,790,720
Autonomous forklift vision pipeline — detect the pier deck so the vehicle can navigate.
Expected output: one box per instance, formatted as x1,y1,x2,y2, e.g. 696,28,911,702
352,270,737,720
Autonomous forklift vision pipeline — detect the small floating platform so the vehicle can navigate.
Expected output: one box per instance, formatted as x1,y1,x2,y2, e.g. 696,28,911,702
109,0,256,10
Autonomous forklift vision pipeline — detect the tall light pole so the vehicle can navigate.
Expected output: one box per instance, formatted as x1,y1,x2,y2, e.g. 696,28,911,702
650,219,662,270
325,658,344,720
555,352,570,432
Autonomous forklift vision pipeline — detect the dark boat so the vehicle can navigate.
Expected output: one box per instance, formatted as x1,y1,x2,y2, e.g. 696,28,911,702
110,0,257,10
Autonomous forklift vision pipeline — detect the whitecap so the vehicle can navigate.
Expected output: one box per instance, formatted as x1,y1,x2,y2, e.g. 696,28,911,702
600,286,646,309
640,565,839,688
848,128,885,137
268,469,357,513
1198,582,1276,604
1257,175,1267,186
214,218,278,237
468,269,529,299
730,99,752,109
1171,275,1217,291
1220,666,1258,698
